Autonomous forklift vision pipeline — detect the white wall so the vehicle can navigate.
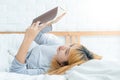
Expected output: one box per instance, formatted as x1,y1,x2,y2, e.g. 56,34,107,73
53,0,120,31
0,0,46,31
0,0,120,31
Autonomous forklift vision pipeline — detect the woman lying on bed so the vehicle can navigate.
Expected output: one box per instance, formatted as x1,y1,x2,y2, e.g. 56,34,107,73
10,21,102,75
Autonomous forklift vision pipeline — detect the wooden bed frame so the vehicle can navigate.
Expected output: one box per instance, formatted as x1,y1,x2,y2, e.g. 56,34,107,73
0,31,120,44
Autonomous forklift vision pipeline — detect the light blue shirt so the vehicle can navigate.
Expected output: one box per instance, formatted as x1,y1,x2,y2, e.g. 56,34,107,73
10,31,63,75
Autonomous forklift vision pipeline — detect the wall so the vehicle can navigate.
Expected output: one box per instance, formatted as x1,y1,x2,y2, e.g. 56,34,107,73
1,0,120,31
0,0,46,31
53,0,120,31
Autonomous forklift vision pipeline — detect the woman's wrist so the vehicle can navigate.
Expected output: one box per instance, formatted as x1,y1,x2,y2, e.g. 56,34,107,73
23,37,33,44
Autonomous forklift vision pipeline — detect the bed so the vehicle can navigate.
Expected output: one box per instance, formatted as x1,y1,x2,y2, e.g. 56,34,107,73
0,31,120,80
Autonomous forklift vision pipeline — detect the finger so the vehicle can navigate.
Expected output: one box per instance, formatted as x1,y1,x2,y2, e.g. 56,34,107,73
38,23,45,30
33,21,40,30
32,21,41,30
39,21,51,29
45,21,52,26
31,23,36,29
38,21,52,30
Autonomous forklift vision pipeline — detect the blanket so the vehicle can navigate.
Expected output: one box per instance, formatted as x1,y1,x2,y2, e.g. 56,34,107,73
0,60,120,80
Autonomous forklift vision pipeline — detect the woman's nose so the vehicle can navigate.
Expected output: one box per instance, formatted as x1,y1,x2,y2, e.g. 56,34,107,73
59,46,66,50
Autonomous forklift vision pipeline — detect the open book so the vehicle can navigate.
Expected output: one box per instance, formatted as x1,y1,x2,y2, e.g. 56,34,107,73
32,6,66,25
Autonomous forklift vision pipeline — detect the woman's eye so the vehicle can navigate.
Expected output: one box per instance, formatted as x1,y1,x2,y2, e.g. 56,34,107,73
65,50,67,55
65,48,70,55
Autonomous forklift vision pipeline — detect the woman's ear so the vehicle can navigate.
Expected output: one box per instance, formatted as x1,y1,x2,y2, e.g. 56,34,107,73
92,53,102,60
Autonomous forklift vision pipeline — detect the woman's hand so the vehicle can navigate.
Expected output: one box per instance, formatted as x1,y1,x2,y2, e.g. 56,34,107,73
24,21,51,42
24,21,41,42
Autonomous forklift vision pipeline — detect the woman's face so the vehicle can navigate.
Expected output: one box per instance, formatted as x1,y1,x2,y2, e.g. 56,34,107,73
56,44,76,65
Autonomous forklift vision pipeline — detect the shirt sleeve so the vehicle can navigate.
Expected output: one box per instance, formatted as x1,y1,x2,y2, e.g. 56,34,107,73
9,58,46,75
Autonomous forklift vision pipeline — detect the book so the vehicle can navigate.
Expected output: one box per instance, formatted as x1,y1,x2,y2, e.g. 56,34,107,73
32,6,66,25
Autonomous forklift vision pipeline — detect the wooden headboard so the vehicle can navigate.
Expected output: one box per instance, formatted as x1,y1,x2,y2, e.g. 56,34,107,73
0,31,120,44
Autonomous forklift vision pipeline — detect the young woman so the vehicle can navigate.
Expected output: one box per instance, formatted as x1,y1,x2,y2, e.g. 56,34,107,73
10,21,102,75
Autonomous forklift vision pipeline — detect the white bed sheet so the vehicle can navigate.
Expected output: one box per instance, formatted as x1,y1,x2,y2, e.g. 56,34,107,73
65,60,120,80
0,60,120,80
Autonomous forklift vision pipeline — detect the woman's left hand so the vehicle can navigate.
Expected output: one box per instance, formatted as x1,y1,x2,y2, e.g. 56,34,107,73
24,21,51,42
24,21,41,41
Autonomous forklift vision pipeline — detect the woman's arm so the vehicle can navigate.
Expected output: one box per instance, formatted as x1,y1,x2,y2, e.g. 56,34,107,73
15,38,33,64
15,21,49,64
10,58,46,75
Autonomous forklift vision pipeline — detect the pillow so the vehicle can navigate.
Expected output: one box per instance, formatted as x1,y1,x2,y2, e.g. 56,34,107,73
0,47,10,72
8,49,17,57
0,34,24,72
